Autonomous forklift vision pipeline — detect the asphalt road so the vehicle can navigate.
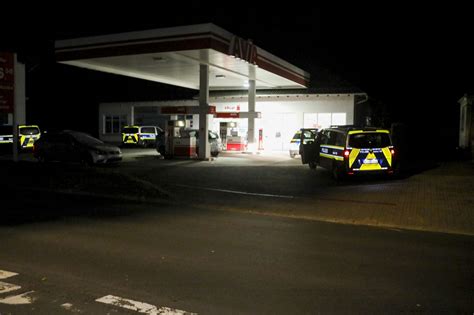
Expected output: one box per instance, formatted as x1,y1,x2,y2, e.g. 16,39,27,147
0,190,473,314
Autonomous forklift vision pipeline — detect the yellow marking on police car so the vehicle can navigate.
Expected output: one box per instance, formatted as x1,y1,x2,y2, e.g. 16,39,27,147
359,151,382,170
382,147,392,166
320,153,344,161
360,163,383,170
349,148,360,168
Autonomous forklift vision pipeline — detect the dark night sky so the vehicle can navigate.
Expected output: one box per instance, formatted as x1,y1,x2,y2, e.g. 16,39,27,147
3,3,473,146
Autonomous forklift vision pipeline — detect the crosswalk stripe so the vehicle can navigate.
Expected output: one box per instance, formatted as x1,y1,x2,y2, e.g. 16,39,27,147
0,291,35,305
96,295,197,315
0,281,22,294
0,270,18,280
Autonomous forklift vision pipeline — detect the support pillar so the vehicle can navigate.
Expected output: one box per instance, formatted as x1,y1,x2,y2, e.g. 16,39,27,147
130,105,135,125
198,64,210,160
13,54,25,162
247,79,256,152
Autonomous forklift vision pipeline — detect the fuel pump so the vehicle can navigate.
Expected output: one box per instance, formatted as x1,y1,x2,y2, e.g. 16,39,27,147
164,119,185,157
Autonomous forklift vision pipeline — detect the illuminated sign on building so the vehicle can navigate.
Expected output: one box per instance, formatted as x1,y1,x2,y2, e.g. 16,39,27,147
228,36,257,64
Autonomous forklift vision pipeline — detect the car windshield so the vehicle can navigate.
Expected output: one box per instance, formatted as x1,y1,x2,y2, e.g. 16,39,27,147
0,125,12,135
122,127,139,134
348,132,391,148
19,127,40,135
292,131,301,140
69,132,104,146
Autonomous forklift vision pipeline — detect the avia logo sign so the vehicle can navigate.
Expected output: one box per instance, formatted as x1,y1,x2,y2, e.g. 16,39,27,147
228,36,257,64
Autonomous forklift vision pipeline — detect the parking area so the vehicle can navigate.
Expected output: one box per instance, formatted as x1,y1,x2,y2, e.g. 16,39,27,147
1,146,474,236
115,148,474,236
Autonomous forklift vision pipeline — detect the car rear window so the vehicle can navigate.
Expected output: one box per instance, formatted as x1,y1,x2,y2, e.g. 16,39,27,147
348,132,392,148
122,127,139,134
19,127,40,135
140,127,155,133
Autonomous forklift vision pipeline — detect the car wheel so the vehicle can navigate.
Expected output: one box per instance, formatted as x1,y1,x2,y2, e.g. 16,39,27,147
290,152,296,158
211,151,219,157
308,161,317,170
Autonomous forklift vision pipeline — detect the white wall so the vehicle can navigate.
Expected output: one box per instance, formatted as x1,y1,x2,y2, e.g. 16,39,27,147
212,94,354,151
98,94,355,148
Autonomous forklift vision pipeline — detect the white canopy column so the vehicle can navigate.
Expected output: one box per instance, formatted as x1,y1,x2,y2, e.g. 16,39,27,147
247,79,256,152
198,64,210,160
13,54,25,162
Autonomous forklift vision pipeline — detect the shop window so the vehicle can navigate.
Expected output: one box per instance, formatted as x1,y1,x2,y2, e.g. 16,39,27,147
303,113,318,128
104,115,127,134
318,113,332,128
331,113,346,126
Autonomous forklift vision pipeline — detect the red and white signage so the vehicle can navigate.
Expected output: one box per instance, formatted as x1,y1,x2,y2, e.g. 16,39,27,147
222,104,241,112
216,112,240,118
0,52,14,113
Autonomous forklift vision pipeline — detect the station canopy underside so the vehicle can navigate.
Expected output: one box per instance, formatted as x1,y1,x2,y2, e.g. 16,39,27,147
55,23,310,91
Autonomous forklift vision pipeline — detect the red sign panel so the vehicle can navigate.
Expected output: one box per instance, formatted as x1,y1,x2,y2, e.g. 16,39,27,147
160,106,188,114
216,112,240,118
161,106,216,115
0,52,14,113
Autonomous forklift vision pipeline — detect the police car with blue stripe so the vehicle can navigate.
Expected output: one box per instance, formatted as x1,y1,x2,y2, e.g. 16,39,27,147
300,126,396,180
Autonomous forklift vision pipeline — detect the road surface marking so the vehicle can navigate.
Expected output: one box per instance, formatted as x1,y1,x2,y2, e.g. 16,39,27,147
96,295,196,315
172,183,294,199
61,302,73,310
0,291,35,305
0,281,21,294
0,270,18,279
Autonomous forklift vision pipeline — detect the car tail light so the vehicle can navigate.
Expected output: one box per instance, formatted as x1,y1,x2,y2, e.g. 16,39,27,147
343,150,350,158
390,148,395,155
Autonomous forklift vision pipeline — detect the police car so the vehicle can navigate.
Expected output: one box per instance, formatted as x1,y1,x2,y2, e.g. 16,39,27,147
122,125,163,147
19,125,41,149
0,125,41,149
0,125,13,145
300,126,396,179
289,128,318,158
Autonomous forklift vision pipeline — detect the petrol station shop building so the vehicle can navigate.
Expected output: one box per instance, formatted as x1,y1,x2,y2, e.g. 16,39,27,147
98,89,365,152
55,23,366,156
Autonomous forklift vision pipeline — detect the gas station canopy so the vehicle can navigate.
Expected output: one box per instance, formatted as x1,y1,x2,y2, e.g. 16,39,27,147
55,23,310,90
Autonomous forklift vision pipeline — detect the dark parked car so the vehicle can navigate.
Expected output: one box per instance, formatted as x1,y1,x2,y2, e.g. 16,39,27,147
33,130,122,165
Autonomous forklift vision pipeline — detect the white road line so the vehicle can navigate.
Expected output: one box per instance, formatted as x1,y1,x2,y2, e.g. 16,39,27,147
172,183,295,199
0,291,35,305
96,295,196,315
0,281,21,294
0,270,18,280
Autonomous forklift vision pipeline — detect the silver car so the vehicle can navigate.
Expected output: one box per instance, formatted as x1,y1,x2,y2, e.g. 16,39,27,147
34,130,122,165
